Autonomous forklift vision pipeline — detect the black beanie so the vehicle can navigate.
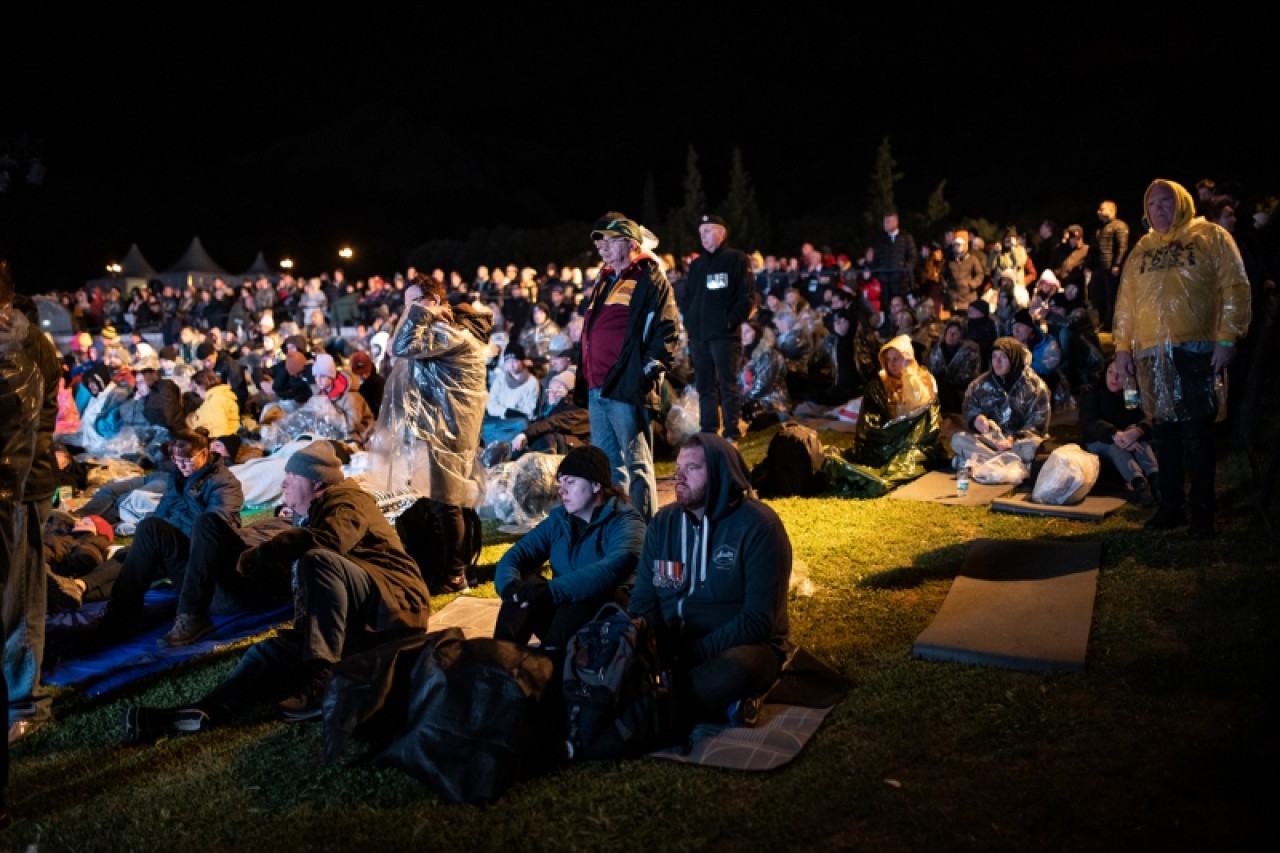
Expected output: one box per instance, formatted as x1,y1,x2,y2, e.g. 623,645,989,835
556,445,612,488
213,434,242,463
1013,308,1036,328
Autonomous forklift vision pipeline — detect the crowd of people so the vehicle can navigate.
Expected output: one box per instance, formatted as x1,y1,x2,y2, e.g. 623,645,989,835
1,175,1274,819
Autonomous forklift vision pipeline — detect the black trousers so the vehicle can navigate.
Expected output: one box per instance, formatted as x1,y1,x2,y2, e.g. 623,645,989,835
1151,414,1217,522
690,336,744,440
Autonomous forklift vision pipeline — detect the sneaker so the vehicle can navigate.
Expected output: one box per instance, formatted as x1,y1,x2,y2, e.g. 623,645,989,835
114,521,137,537
429,574,470,596
160,613,215,647
727,695,763,728
47,574,85,612
1144,507,1188,531
123,707,209,743
278,662,333,722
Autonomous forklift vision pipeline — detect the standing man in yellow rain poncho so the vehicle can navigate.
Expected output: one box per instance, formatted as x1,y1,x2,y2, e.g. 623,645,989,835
1111,178,1251,540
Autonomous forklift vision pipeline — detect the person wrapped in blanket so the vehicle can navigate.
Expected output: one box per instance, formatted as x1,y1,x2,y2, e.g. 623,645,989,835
737,320,792,432
628,434,791,734
949,336,1051,469
122,440,431,740
825,335,947,497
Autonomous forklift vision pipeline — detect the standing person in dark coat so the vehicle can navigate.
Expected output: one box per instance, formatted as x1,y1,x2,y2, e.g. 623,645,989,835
963,299,998,371
4,293,60,746
1,259,44,822
1089,201,1131,332
681,214,756,445
872,212,918,303
577,217,680,521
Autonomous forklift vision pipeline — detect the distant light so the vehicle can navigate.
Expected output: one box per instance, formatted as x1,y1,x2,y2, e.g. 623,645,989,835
338,246,354,260
280,258,294,270
106,263,122,274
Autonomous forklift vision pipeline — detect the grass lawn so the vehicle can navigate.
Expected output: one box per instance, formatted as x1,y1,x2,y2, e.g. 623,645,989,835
5,420,1278,852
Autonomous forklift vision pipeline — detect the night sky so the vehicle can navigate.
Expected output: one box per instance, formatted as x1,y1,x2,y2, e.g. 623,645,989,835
3,11,1274,293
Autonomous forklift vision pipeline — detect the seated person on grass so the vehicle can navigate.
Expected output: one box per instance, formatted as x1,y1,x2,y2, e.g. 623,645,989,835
925,318,981,416
493,445,645,652
628,434,792,735
949,337,1051,469
96,429,286,648
836,334,946,489
509,370,590,458
122,440,431,740
482,341,540,446
1078,358,1158,507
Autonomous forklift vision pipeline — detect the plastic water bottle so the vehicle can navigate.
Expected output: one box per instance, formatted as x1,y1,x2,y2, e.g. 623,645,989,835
957,465,971,495
1123,376,1140,410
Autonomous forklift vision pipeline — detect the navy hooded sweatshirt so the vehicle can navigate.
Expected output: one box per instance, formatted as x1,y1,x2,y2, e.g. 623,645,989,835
629,434,791,665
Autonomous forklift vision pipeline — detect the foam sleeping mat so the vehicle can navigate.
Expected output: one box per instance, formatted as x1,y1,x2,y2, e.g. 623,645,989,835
888,470,1017,506
912,537,1100,673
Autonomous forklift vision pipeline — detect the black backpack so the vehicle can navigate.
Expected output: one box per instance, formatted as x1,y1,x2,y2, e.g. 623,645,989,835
395,499,483,580
561,602,673,761
751,421,827,497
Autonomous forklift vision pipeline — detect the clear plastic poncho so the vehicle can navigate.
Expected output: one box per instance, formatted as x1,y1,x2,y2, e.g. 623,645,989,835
363,303,493,508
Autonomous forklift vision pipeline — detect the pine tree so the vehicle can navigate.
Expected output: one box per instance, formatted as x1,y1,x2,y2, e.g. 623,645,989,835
866,136,902,225
671,145,706,261
722,147,769,253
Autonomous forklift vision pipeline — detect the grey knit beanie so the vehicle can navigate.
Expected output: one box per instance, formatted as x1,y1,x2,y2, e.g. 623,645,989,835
284,441,345,485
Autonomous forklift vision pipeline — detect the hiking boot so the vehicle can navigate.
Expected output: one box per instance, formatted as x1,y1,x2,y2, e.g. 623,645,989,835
1131,476,1156,508
123,707,210,743
1144,507,1187,531
429,574,470,596
278,662,334,722
160,613,214,647
48,574,86,612
727,695,763,728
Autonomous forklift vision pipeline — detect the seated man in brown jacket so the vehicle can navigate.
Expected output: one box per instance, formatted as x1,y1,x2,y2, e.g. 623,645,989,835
123,440,432,740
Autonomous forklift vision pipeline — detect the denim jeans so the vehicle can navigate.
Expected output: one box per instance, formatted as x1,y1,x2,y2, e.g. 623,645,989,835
1086,440,1158,484
5,500,51,724
588,387,656,520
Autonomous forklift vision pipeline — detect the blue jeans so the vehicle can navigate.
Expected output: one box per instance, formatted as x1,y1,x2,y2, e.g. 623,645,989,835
588,388,657,520
5,500,51,724
1085,440,1157,484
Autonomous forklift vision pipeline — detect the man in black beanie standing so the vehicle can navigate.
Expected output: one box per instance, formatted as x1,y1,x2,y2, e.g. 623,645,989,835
682,215,756,445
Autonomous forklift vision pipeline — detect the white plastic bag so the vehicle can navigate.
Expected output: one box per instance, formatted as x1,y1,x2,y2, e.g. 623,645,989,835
970,451,1029,486
666,385,701,447
1031,443,1100,505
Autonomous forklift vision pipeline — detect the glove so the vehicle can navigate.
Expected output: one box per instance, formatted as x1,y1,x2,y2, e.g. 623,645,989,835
508,579,551,609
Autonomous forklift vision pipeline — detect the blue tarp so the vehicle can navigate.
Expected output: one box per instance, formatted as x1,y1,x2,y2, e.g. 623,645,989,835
45,589,291,697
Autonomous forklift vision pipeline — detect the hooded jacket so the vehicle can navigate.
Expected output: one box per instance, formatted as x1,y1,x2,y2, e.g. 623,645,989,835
629,434,791,665
494,495,645,605
961,337,1051,439
377,302,492,507
189,383,241,437
849,335,943,472
1112,178,1251,355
